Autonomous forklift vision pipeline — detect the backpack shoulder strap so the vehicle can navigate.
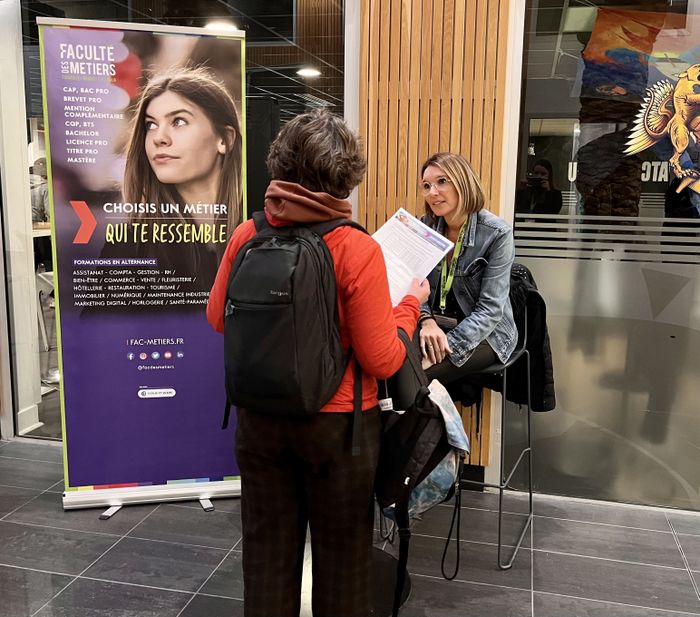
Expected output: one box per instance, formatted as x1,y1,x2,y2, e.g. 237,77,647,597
397,328,429,388
251,210,296,240
252,211,268,232
308,217,369,238
252,214,365,239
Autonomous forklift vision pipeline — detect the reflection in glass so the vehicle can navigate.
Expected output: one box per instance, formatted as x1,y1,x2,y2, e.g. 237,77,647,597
513,1,700,509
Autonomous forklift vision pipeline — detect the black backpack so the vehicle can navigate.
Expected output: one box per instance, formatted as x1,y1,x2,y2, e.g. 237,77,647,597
222,212,367,430
375,329,459,617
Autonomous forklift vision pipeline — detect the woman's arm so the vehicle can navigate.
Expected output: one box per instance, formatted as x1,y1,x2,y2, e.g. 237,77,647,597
446,230,514,366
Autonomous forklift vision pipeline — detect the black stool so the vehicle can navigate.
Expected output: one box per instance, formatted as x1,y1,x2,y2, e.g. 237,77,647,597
461,304,533,570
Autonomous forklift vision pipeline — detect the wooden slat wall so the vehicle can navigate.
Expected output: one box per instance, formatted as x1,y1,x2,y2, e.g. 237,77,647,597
358,0,510,466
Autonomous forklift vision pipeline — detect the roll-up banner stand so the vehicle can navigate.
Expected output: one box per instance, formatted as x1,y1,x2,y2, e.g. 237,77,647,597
37,17,245,509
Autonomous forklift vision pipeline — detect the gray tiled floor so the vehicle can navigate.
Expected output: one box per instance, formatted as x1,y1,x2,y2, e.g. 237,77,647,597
2,438,700,616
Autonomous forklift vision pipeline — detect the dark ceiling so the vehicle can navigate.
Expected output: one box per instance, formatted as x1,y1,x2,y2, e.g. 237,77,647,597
21,0,344,121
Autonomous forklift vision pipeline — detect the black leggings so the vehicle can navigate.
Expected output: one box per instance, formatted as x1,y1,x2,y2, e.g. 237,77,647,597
425,340,497,385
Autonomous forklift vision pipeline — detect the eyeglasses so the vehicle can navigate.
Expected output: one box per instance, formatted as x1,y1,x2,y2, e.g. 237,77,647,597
420,177,452,195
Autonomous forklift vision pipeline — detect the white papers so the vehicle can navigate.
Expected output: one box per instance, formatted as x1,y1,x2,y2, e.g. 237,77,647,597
372,208,453,306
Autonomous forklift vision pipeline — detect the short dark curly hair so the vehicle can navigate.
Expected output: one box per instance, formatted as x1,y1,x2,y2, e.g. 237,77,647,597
266,109,367,198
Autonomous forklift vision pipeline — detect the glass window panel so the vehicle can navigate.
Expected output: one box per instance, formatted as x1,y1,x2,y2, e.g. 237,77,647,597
511,0,700,510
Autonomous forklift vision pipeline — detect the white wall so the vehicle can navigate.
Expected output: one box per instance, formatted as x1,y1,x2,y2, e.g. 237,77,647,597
0,0,43,436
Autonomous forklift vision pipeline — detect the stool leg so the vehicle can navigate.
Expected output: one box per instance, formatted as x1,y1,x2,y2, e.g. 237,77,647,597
526,350,533,519
496,368,507,568
497,364,533,570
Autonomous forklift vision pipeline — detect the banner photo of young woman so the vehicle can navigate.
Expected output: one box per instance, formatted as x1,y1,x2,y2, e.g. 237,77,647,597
38,18,245,509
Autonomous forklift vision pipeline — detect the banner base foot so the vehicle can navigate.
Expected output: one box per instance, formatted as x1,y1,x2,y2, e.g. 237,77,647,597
99,505,122,520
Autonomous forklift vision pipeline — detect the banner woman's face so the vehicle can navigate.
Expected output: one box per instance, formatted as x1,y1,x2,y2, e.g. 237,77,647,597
144,90,226,190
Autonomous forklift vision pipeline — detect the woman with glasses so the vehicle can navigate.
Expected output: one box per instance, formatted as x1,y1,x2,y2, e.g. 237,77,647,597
417,152,517,385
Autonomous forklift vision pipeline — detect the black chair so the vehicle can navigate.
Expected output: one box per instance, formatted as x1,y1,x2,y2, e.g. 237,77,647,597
460,302,533,570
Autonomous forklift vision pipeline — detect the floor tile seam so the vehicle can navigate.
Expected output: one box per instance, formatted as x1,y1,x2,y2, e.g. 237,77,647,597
439,490,528,505
0,517,125,539
175,535,244,617
437,503,525,517
412,530,527,550
30,500,170,617
76,503,164,581
531,546,688,571
534,493,700,518
48,478,64,487
667,516,700,601
0,492,48,523
6,437,62,448
0,485,44,497
196,591,244,602
0,560,76,578
125,532,235,552
532,589,700,616
533,513,674,534
0,455,63,465
435,502,678,535
0,481,60,492
676,530,700,540
78,574,196,596
530,513,535,616
410,571,531,593
30,577,79,617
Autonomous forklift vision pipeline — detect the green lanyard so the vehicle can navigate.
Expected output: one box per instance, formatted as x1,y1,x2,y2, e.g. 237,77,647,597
439,218,468,313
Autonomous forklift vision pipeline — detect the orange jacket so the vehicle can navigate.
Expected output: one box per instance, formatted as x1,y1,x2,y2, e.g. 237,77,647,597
207,216,419,412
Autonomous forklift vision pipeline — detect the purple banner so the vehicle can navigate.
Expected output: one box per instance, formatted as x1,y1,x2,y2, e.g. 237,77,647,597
39,21,244,492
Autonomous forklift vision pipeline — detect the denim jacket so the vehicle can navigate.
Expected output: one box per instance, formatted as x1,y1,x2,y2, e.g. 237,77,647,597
421,209,517,366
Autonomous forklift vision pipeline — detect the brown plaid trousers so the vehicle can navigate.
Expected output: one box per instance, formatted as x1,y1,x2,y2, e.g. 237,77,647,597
235,407,381,617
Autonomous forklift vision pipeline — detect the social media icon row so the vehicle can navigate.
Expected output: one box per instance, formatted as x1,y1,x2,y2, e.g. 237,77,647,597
127,351,184,361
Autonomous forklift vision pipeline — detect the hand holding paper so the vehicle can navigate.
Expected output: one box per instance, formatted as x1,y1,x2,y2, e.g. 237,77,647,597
372,209,453,306
407,277,430,304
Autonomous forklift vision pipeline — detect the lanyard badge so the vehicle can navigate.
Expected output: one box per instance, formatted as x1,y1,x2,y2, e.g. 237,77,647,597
439,217,469,313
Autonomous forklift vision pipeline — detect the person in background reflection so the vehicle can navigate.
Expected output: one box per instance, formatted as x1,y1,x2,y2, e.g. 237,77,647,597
31,157,53,273
515,158,563,215
31,157,50,224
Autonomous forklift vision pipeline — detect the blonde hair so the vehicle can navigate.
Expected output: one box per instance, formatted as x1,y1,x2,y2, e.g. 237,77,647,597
421,152,485,220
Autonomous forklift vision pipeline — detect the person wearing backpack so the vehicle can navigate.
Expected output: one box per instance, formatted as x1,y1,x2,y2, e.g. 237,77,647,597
206,109,430,617
417,152,517,383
